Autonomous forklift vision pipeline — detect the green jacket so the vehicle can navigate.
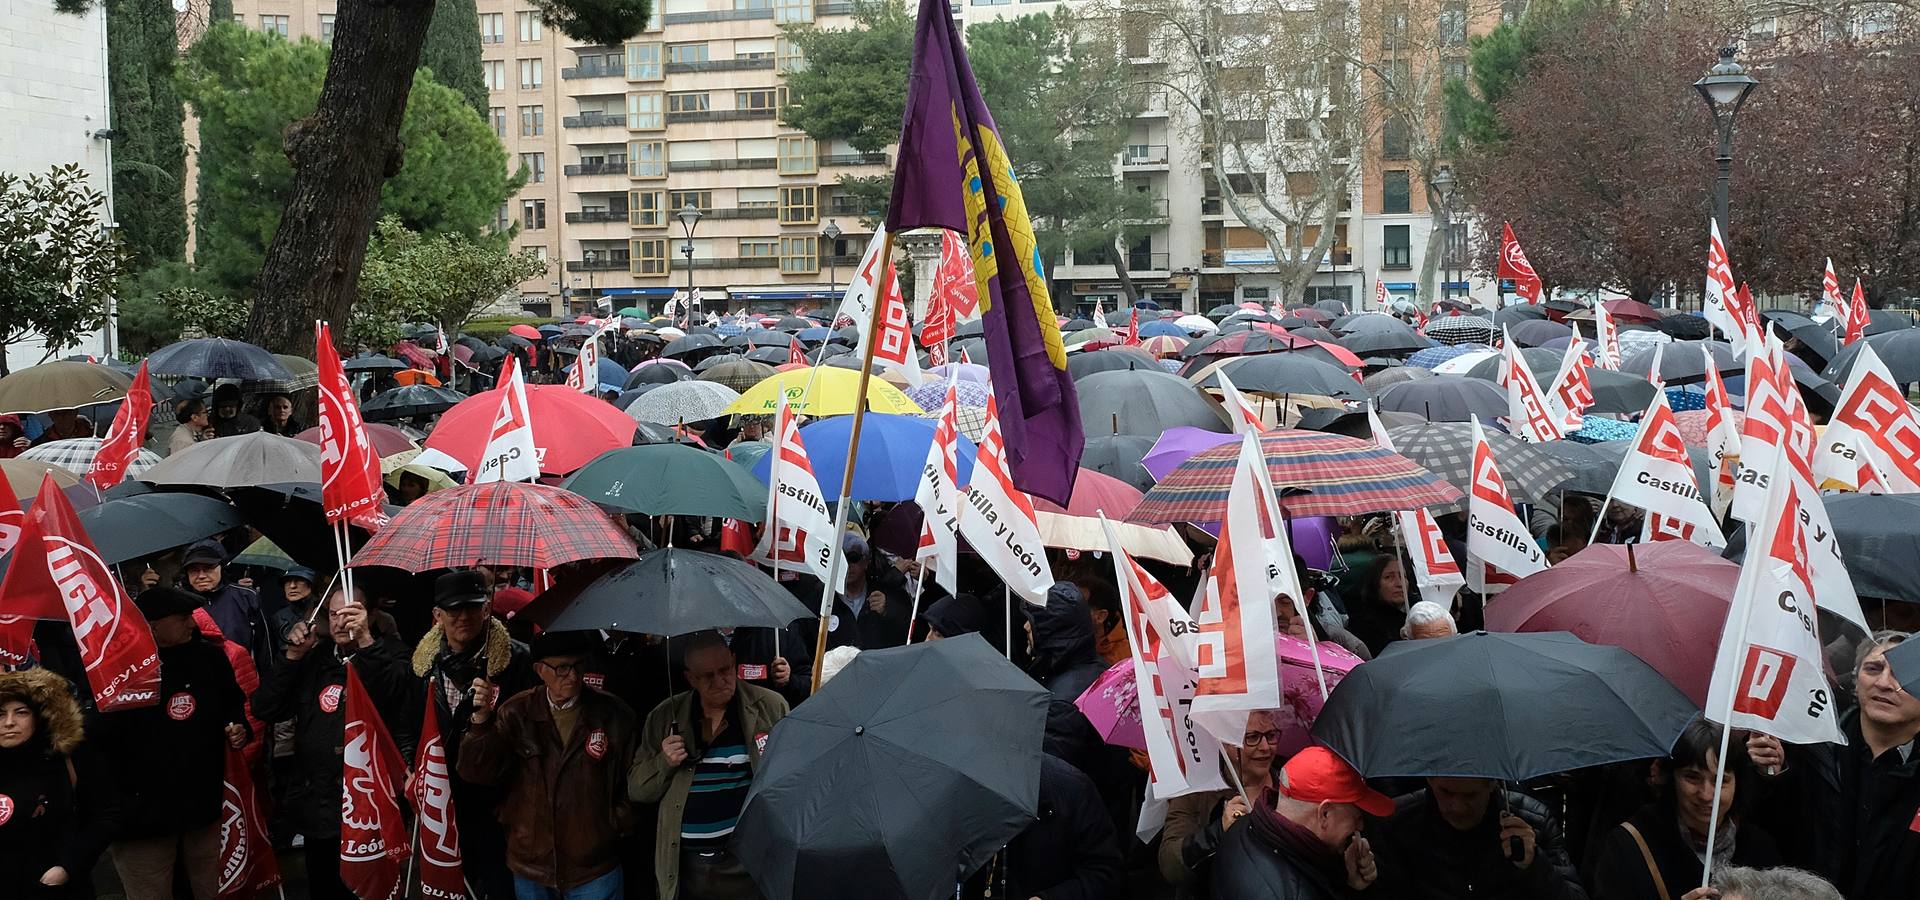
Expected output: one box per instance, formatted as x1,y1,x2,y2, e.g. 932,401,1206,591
627,682,789,900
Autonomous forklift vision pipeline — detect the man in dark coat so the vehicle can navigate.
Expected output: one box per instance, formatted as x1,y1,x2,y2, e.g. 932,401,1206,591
99,587,250,900
1369,778,1587,900
1212,747,1389,900
797,532,915,651
181,539,277,676
251,586,417,900
1023,582,1109,770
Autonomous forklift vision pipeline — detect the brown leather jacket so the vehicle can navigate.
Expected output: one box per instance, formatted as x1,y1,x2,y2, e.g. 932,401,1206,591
456,686,639,890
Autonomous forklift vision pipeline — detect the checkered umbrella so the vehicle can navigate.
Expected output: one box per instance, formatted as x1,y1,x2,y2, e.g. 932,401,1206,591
625,380,742,425
697,359,778,393
1420,315,1496,347
349,481,638,571
1386,422,1576,512
905,378,991,442
19,438,161,478
1128,430,1462,524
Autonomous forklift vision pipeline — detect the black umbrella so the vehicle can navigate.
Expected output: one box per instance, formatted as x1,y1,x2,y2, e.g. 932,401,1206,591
693,352,746,372
775,316,815,331
661,334,724,358
1821,328,1920,384
545,547,812,635
343,355,408,372
624,363,694,389
1337,328,1432,356
1760,310,1840,365
1079,435,1158,491
1195,354,1365,400
1619,340,1740,385
1491,304,1548,326
1793,492,1920,606
1313,299,1348,316
1311,631,1697,781
954,319,985,339
77,492,246,565
1865,308,1912,336
1651,314,1713,340
1207,303,1241,318
1067,348,1160,380
1463,348,1657,415
147,338,292,381
360,385,468,421
726,328,789,348
1078,369,1229,436
735,634,1046,900
745,345,794,365
1376,374,1506,423
1506,319,1574,348
496,333,533,351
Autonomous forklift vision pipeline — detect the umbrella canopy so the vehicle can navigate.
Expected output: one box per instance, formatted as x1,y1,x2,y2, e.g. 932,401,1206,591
424,384,637,476
1404,343,1490,371
1077,435,1158,492
351,481,637,570
1131,428,1462,522
147,338,292,381
662,333,726,358
0,362,132,414
1422,315,1497,346
1864,308,1912,335
1651,314,1713,340
744,346,794,365
1463,348,1657,415
727,367,924,418
1800,492,1920,606
1491,304,1548,326
1759,310,1840,365
233,535,293,570
1174,314,1219,334
735,634,1046,900
1138,320,1187,340
359,385,467,421
1194,355,1364,400
0,458,79,501
506,324,542,340
752,413,977,502
1820,328,1920,384
546,547,812,635
1619,340,1740,385
1140,335,1189,358
1311,631,1699,781
1602,299,1664,323
1336,327,1433,356
1506,319,1574,348
626,361,696,389
19,438,161,480
1078,635,1361,754
343,355,407,372
1376,375,1506,423
293,422,416,458
697,358,779,393
1031,468,1191,564
1528,441,1618,494
1485,542,1737,706
142,432,321,488
77,492,246,566
623,379,742,425
1387,422,1575,510
1079,368,1229,437
1066,348,1161,380
564,444,768,520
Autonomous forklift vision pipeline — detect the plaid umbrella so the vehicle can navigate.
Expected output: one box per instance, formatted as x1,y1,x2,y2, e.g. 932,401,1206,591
904,377,990,415
697,359,778,392
1420,316,1496,346
1387,422,1576,512
349,481,638,571
625,380,742,425
20,438,161,478
1128,429,1463,523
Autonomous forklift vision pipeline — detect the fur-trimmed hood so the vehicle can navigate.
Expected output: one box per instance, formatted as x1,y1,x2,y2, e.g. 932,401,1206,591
412,617,517,678
0,667,86,754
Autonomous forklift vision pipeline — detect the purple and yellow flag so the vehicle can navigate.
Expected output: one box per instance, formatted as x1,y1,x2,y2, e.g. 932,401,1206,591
886,0,1082,505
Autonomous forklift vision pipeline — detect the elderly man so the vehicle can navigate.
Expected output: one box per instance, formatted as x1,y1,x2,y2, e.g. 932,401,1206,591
180,539,275,674
1369,776,1586,900
1400,601,1458,641
630,630,788,900
1713,867,1843,900
1212,746,1389,898
460,630,637,900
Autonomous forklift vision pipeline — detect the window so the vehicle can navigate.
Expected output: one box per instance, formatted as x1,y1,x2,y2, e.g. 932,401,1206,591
630,141,666,178
632,239,669,275
518,105,544,136
319,14,335,42
489,107,507,137
1284,118,1310,141
668,92,709,113
626,42,663,80
493,203,511,233
734,0,772,8
627,92,663,130
780,186,817,224
643,4,663,31
484,60,506,90
668,42,709,64
232,13,242,23
780,236,818,273
1446,223,1469,268
1382,170,1411,214
522,199,547,230
740,239,780,259
630,190,666,227
670,191,713,213
520,153,545,183
1437,4,1467,45
778,136,816,174
259,14,288,36
531,246,548,262
1383,225,1411,268
736,138,776,161
977,0,1013,6
1501,0,1527,22
517,11,543,41
1382,117,1410,160
776,36,805,72
519,58,543,89
1384,59,1411,100
1444,58,1468,84
480,13,504,43
738,186,778,210
736,89,778,112
1381,4,1408,50
735,38,774,60
774,0,812,22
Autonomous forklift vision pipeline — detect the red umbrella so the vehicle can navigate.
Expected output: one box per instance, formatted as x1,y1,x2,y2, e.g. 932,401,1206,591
1033,468,1143,518
507,324,543,340
1484,541,1736,706
294,422,415,458
423,384,636,475
1602,299,1664,324
392,341,436,370
349,481,637,571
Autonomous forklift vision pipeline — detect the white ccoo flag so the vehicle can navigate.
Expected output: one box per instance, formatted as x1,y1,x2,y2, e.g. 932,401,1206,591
957,393,1055,605
1466,415,1548,583
470,356,540,484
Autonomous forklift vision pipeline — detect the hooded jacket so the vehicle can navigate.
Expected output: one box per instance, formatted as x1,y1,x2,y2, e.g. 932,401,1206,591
1761,706,1920,900
0,668,119,900
1025,583,1108,771
922,593,986,640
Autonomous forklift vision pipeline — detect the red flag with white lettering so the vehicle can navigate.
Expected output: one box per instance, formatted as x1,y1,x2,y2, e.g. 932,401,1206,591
340,664,409,900
0,474,160,709
217,744,282,898
1845,280,1868,347
88,360,152,490
1496,222,1543,305
788,339,806,367
0,476,32,666
410,703,469,900
316,323,388,531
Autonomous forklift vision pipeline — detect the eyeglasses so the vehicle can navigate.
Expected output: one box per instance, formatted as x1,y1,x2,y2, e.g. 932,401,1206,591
537,662,580,677
1243,729,1284,746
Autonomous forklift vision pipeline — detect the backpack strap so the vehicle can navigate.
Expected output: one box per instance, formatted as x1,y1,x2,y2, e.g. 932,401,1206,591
1620,821,1672,900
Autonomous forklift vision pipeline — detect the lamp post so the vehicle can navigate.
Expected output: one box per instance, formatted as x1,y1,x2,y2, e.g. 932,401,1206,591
822,220,843,297
1429,164,1456,303
677,202,702,323
581,249,599,315
1694,46,1759,246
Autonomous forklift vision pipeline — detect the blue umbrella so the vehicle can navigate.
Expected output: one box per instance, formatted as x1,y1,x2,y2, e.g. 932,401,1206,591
595,357,628,393
1406,342,1491,370
795,326,833,343
1137,320,1187,339
537,324,565,339
751,413,978,502
1133,299,1163,310
147,338,292,381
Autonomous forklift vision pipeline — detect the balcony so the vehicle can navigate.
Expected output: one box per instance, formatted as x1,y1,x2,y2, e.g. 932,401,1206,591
667,158,778,173
823,253,861,267
666,58,775,74
1129,196,1170,220
666,108,777,124
817,0,855,13
685,256,783,270
562,162,628,176
570,257,629,272
1201,196,1223,216
563,112,627,128
820,152,889,167
565,210,627,224
562,63,621,79
1128,252,1172,271
1121,144,1169,167
663,8,772,24
704,206,779,220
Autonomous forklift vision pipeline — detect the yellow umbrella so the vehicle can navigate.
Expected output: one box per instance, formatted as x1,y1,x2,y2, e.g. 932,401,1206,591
726,367,924,417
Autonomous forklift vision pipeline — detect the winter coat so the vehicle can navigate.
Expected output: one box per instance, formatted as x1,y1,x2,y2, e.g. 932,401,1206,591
794,561,915,652
1211,793,1356,900
457,685,639,891
0,668,119,900
1001,755,1125,900
1760,707,1920,900
629,683,789,900
1025,582,1110,771
193,581,273,675
1585,802,1780,900
1369,788,1588,900
412,619,534,762
192,609,265,764
93,634,249,839
1160,787,1238,900
249,637,417,839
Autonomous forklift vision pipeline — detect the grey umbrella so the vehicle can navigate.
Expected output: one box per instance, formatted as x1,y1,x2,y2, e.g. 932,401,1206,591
1463,348,1657,415
546,547,813,635
1079,434,1159,491
1865,308,1913,336
1619,341,1741,385
1492,304,1549,326
1078,368,1229,436
1068,347,1161,380
1337,326,1433,356
1506,319,1574,348
1193,354,1364,400
142,432,321,488
147,338,293,381
1388,422,1575,511
1361,365,1433,394
1821,328,1920,384
1377,375,1507,423
1760,310,1840,365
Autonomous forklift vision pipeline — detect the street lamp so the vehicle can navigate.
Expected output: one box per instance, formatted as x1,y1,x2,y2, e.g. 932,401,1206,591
1430,164,1456,304
677,202,703,322
822,220,843,297
1694,45,1759,242
581,249,598,314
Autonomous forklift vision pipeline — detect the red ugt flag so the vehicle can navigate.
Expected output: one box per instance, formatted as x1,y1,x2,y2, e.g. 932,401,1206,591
0,474,161,709
316,323,388,531
0,476,32,666
88,360,152,490
341,665,410,900
218,745,282,898
1497,222,1543,305
410,703,469,900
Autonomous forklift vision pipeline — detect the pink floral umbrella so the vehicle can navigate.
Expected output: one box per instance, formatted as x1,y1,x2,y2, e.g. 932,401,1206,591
1075,634,1364,753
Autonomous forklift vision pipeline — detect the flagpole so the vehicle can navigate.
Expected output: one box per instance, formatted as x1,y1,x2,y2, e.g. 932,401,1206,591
906,570,929,645
811,233,897,691
1003,584,1013,662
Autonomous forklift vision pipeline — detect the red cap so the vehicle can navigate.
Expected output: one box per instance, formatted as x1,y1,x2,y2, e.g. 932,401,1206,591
1280,746,1395,817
